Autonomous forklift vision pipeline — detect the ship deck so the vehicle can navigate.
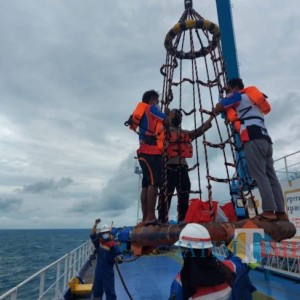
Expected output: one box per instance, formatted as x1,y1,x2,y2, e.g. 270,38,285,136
77,249,300,300
78,250,180,299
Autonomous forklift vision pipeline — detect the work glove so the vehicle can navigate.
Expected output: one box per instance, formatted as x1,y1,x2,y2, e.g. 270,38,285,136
115,255,123,264
248,262,260,269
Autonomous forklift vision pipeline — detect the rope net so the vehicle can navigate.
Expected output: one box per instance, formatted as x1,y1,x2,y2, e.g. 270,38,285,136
159,5,258,223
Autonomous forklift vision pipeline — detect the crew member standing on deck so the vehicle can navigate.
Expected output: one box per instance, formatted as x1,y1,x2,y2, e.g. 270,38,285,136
90,221,123,300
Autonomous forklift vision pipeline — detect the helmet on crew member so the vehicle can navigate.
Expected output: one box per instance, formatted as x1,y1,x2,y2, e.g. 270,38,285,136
171,109,182,127
174,223,213,249
100,224,111,233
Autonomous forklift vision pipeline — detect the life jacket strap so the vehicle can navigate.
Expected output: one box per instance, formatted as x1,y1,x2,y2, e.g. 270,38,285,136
239,116,264,124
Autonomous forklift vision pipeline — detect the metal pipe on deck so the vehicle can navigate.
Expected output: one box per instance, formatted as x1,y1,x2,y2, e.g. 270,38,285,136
131,220,296,255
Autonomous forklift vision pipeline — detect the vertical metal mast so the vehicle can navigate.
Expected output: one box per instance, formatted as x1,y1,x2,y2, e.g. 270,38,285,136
215,0,239,79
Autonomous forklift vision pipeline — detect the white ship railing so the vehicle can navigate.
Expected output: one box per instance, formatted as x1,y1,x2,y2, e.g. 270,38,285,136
214,241,300,279
261,241,300,279
0,240,93,300
274,150,300,182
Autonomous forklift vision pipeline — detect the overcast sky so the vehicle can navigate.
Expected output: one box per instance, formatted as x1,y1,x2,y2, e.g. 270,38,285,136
0,0,299,229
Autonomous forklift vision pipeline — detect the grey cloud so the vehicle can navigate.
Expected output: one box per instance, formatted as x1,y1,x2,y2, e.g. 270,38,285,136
1,0,300,229
101,155,139,208
67,198,97,214
0,198,23,212
269,93,300,127
16,177,74,194
68,153,138,214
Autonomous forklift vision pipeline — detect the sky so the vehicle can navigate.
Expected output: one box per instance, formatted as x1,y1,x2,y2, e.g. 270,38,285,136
0,0,300,229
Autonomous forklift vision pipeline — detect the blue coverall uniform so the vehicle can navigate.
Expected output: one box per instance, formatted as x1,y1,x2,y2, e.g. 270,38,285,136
91,234,121,300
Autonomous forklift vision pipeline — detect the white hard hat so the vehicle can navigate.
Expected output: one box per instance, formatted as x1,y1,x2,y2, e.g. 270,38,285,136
100,224,111,233
174,223,213,249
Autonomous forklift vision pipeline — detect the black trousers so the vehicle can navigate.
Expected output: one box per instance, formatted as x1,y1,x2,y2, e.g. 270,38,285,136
158,164,191,223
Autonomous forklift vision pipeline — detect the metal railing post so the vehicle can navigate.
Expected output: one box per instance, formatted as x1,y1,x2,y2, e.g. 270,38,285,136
11,292,17,300
39,272,45,298
63,254,69,288
55,261,61,299
284,157,288,180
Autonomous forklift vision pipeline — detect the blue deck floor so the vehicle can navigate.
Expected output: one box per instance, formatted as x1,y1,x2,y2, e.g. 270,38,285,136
112,252,300,300
115,254,180,299
249,269,300,300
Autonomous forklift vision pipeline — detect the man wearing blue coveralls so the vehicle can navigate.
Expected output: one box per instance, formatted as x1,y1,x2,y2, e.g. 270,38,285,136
90,220,123,300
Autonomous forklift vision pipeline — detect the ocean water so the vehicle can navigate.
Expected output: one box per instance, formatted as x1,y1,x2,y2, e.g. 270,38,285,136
0,229,90,298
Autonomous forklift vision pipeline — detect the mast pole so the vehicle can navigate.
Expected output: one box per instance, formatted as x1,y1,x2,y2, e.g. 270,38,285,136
215,0,239,79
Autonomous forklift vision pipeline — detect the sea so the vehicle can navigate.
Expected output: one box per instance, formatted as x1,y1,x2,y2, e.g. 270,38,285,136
0,229,90,298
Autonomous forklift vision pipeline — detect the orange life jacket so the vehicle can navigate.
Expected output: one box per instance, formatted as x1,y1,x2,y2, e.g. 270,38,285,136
156,122,164,152
129,102,148,131
133,104,165,154
127,102,164,151
167,130,193,158
225,86,271,132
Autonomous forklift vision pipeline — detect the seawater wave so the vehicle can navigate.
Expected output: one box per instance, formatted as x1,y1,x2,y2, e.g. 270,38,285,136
0,229,90,297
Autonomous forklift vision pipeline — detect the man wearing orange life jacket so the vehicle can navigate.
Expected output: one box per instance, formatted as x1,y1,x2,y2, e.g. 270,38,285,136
137,90,174,225
158,109,211,224
208,78,288,222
